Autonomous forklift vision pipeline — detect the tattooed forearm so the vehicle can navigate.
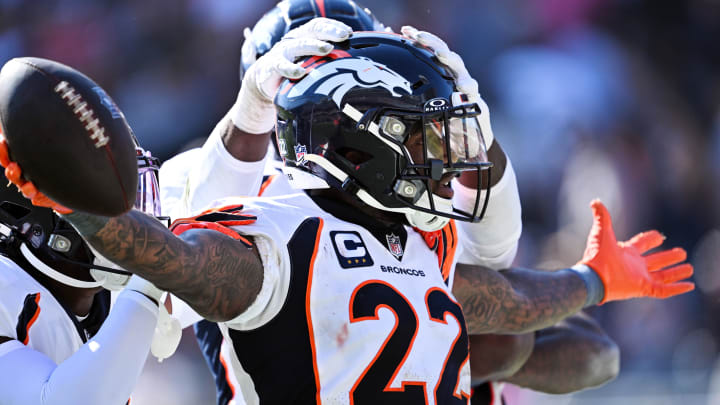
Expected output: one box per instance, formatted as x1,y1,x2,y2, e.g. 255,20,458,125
503,314,620,393
453,264,587,334
65,210,263,322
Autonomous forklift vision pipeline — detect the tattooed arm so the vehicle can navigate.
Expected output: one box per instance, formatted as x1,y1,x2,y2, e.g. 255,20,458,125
503,313,619,393
64,210,263,322
453,264,587,334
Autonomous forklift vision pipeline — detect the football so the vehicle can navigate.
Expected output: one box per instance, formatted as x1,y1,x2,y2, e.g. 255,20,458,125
0,57,137,216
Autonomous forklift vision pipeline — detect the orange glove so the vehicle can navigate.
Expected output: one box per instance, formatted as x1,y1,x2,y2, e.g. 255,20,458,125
0,136,72,214
580,199,694,303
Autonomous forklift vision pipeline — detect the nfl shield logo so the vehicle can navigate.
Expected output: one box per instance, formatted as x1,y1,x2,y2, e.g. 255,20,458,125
386,233,403,259
294,144,307,163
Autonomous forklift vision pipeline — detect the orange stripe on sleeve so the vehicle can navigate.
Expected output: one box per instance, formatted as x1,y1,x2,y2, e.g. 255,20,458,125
440,221,458,281
305,218,325,404
22,293,41,345
257,175,279,197
219,349,237,398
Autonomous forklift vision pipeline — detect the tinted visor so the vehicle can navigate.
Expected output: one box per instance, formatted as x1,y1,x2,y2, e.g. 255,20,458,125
423,113,489,168
374,95,493,223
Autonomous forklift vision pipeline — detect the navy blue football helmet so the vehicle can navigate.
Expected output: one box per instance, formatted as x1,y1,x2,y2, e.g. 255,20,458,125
240,0,387,80
274,33,493,231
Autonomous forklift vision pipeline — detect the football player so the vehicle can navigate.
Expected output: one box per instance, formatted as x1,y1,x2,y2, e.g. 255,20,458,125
1,31,693,405
159,1,618,403
0,141,168,404
161,3,388,404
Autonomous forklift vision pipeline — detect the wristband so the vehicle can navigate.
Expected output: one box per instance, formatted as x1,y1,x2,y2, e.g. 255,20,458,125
569,264,605,307
230,85,276,135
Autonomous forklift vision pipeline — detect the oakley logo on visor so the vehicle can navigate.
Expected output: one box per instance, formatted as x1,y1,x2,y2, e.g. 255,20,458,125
424,98,450,112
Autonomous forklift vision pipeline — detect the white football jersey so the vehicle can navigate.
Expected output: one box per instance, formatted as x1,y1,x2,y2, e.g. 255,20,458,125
173,194,471,405
0,255,105,363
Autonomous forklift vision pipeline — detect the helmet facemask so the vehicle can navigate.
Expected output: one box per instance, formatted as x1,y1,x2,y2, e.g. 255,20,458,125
135,147,170,225
348,92,492,231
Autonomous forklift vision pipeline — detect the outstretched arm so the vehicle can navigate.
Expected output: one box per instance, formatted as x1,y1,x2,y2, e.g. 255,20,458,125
454,265,587,334
65,210,263,322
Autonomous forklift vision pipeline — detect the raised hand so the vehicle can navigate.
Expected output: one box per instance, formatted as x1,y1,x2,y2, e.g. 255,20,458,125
579,200,694,303
401,25,494,148
234,18,352,134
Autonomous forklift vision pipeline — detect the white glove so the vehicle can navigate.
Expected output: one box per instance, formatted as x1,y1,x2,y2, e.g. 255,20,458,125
233,18,352,134
240,27,258,71
401,26,494,148
124,276,181,362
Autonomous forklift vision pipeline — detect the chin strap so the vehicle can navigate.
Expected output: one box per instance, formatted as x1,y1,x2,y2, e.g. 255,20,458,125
20,242,133,290
20,243,104,289
302,153,452,232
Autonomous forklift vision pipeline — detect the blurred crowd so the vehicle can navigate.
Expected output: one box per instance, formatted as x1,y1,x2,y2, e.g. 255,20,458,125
1,0,719,403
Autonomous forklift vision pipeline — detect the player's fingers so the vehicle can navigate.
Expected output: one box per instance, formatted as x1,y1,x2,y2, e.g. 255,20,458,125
19,181,38,200
4,162,23,185
441,51,468,76
645,248,687,271
400,25,420,41
0,139,10,167
625,230,664,253
401,26,449,55
281,38,333,62
287,18,352,42
274,59,307,80
588,199,616,243
311,19,352,42
650,263,694,284
650,281,695,299
241,27,257,66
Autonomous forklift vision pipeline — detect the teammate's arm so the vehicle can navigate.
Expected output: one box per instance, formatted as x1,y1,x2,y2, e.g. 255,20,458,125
64,210,264,322
401,26,522,269
0,289,158,405
182,19,352,214
502,313,619,393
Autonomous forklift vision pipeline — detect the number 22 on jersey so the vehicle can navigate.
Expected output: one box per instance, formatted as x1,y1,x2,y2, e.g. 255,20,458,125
349,280,470,405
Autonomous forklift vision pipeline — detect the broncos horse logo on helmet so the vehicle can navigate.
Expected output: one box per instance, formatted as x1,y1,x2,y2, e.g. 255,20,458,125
287,55,413,107
275,32,493,232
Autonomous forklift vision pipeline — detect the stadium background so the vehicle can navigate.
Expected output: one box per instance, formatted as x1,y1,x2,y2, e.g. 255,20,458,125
1,0,718,403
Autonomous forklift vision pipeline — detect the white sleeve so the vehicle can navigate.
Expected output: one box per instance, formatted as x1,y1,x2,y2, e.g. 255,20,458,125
0,290,158,405
169,294,203,329
224,234,289,331
159,148,200,220
455,158,522,270
185,114,268,215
